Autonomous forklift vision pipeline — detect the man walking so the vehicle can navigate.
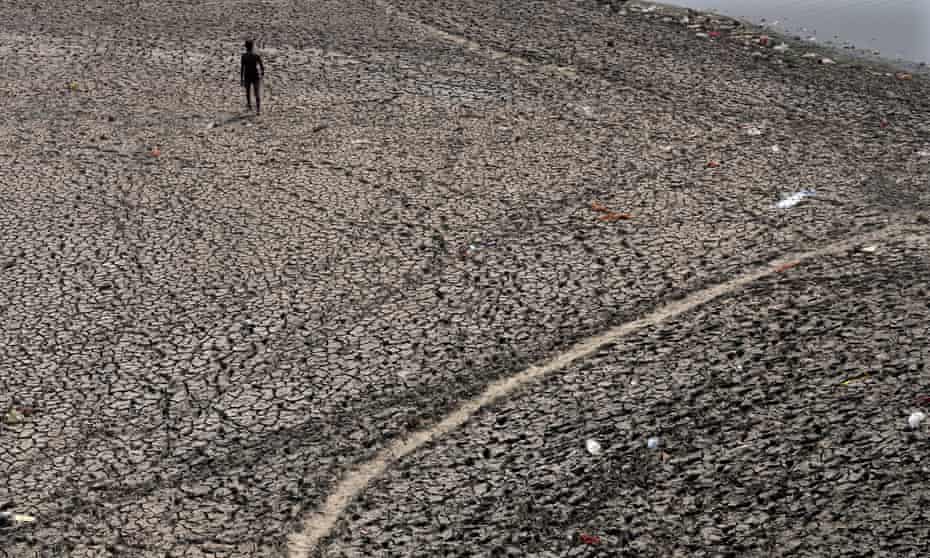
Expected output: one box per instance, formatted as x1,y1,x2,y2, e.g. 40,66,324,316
240,40,265,114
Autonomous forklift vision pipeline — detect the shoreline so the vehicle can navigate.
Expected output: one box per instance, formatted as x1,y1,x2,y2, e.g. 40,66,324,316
634,0,929,77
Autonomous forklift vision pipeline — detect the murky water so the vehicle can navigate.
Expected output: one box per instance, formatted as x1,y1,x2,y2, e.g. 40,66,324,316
671,0,930,64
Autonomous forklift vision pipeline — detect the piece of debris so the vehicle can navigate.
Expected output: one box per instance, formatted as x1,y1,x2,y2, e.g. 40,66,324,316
745,126,762,136
860,245,878,253
579,533,602,545
3,408,23,425
585,439,603,456
774,189,816,209
598,212,633,222
819,58,836,65
150,147,161,157
647,436,661,450
908,411,926,430
706,160,721,168
775,261,800,273
312,124,330,133
590,201,611,213
771,145,781,153
773,43,789,52
0,511,36,526
802,52,818,58
896,72,913,81
840,373,871,386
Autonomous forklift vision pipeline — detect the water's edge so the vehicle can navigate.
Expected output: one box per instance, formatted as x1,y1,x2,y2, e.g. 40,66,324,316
643,0,929,76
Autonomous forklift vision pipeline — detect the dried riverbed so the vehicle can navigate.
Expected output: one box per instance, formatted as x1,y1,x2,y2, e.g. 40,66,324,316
1,1,929,556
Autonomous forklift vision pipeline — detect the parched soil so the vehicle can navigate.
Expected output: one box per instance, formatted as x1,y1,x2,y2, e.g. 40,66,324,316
1,1,928,557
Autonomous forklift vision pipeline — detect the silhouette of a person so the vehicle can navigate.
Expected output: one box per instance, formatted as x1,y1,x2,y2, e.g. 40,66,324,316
240,40,265,114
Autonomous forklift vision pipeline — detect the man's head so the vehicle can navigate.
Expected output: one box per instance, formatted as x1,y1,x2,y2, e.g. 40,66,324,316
245,40,254,52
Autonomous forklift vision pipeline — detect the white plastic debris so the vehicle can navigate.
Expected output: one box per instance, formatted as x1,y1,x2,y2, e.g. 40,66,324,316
647,437,661,450
820,58,836,65
680,16,690,24
774,189,816,209
771,145,781,153
909,411,926,429
918,150,930,158
696,32,709,39
0,512,35,524
802,52,818,58
861,245,878,253
773,43,789,52
585,439,603,456
745,126,762,136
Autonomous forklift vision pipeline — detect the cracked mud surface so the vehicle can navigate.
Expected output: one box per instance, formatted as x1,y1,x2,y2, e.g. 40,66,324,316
324,234,930,557
1,0,929,556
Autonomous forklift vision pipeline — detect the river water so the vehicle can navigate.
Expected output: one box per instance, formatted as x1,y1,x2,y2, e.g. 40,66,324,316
670,0,930,65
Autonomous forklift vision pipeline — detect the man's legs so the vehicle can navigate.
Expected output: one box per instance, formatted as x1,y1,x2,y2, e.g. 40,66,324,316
245,81,253,111
253,80,261,115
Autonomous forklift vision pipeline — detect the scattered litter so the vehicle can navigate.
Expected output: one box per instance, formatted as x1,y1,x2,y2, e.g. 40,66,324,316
68,82,79,91
706,160,721,168
695,32,709,39
647,436,661,450
840,373,871,386
709,31,721,39
773,43,789,52
819,58,836,65
745,126,762,136
775,261,800,273
802,52,818,58
150,147,161,157
758,36,770,46
895,72,913,81
579,533,602,545
774,189,816,209
585,439,602,456
860,245,878,253
908,411,926,430
771,145,781,153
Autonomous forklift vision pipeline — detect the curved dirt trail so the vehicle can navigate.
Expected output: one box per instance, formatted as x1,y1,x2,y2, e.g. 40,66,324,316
288,222,922,557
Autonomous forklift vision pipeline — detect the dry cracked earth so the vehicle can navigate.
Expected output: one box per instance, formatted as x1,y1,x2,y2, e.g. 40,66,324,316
1,0,929,557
